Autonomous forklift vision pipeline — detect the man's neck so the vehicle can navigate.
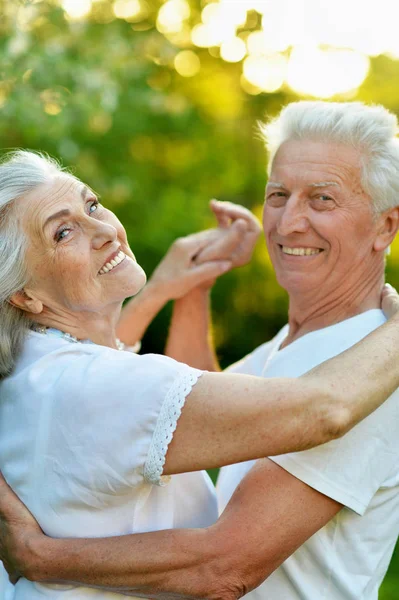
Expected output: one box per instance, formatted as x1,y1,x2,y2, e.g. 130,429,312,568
283,273,384,348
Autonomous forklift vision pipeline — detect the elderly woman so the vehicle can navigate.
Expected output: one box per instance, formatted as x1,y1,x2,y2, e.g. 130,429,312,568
1,150,399,600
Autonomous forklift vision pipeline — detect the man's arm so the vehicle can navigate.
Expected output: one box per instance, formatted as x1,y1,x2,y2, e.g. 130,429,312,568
165,201,261,369
0,461,340,599
165,287,219,370
2,289,398,596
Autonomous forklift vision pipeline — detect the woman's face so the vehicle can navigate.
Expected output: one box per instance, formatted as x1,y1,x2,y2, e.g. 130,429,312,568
19,175,146,316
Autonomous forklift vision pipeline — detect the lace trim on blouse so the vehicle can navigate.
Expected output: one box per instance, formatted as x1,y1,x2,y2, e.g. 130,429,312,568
144,369,202,486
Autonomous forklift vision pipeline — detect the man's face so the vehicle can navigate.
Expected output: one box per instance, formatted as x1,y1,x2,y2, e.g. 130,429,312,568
263,140,382,298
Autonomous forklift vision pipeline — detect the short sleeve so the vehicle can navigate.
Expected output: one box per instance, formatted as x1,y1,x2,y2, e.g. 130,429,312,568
48,348,203,492
270,389,399,515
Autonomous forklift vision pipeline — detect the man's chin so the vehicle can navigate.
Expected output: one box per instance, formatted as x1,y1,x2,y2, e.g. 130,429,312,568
275,273,314,296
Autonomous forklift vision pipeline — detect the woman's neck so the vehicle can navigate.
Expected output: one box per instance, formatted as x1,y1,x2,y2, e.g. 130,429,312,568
31,305,123,350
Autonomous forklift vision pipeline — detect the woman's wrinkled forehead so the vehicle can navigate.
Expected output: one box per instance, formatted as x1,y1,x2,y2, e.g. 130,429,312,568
20,175,86,238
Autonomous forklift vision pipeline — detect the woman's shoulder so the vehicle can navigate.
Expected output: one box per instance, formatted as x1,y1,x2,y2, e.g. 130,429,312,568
19,331,200,395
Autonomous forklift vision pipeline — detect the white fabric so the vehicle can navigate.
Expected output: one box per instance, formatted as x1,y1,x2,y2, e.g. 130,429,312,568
217,309,399,600
0,331,218,599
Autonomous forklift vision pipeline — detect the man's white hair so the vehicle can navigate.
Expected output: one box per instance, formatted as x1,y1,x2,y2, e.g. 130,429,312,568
260,101,399,213
0,150,68,377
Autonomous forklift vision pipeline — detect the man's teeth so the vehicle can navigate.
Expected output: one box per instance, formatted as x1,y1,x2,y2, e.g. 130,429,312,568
99,250,126,274
281,246,322,256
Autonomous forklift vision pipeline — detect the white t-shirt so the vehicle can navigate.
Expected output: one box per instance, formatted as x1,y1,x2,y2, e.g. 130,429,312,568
0,331,218,599
217,309,399,600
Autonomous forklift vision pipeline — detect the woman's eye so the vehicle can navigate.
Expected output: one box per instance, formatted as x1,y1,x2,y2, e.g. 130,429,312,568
55,228,71,242
89,200,99,214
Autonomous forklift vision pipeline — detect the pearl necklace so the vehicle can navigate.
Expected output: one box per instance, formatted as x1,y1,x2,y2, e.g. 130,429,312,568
30,323,126,351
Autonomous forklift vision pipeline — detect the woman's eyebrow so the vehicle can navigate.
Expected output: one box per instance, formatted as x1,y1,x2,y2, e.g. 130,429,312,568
43,186,92,231
43,208,71,231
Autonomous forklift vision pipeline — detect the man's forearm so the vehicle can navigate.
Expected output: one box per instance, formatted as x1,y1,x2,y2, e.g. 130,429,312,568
165,288,220,371
26,528,231,600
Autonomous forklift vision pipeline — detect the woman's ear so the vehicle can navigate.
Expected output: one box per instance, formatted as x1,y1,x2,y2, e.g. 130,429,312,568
9,290,43,314
373,207,399,252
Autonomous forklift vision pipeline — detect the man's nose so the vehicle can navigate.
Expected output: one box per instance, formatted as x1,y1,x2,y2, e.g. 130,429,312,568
276,196,309,237
91,220,118,249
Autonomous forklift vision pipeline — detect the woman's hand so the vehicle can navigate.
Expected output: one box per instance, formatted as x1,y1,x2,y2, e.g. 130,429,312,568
382,284,399,319
0,472,42,584
118,200,261,347
148,228,234,301
195,200,262,269
149,200,261,301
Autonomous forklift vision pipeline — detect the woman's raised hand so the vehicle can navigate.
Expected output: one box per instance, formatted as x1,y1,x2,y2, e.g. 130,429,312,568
148,200,261,301
195,199,262,268
381,284,399,319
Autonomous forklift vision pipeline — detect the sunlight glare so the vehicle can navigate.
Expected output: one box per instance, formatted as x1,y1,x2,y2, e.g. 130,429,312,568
156,0,190,35
286,46,370,98
62,0,92,19
220,37,247,62
243,53,287,92
113,0,142,20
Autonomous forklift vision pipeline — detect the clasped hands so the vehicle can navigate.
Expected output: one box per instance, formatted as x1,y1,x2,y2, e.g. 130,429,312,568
147,199,262,300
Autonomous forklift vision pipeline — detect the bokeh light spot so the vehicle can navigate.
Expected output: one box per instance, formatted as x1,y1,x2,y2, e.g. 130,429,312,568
157,0,190,34
243,53,287,92
113,0,142,20
174,50,201,77
220,37,247,63
62,0,92,20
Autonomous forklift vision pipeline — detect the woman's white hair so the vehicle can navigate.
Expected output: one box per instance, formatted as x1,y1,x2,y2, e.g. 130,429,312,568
0,150,66,377
260,101,399,213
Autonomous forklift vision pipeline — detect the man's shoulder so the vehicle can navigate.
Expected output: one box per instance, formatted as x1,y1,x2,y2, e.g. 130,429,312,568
225,325,289,375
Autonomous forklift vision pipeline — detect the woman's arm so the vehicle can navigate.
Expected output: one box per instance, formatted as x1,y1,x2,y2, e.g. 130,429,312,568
163,307,399,474
117,200,260,349
116,228,233,347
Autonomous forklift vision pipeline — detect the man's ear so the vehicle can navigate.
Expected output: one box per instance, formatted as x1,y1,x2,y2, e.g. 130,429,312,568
373,207,399,252
9,290,43,314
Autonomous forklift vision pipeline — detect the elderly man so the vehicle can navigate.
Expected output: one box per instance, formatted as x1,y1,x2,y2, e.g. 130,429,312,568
1,101,399,600
216,100,399,598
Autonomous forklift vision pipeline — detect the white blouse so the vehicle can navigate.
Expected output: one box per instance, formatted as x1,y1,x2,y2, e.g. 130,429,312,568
0,331,218,599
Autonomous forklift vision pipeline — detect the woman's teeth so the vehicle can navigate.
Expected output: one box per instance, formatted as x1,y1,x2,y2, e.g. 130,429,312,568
282,246,322,256
99,250,126,275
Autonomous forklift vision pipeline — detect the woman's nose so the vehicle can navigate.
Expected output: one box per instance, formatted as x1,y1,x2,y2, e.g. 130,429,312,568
276,197,309,237
91,220,118,249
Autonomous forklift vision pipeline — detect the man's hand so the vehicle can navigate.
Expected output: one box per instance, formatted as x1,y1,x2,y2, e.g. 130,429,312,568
149,200,261,300
148,228,234,301
0,472,42,584
195,199,262,268
382,283,399,319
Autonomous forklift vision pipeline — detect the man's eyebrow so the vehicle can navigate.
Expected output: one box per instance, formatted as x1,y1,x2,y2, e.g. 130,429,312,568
308,181,339,188
266,181,285,188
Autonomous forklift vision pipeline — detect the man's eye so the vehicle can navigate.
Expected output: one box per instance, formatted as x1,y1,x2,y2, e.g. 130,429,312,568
318,195,332,202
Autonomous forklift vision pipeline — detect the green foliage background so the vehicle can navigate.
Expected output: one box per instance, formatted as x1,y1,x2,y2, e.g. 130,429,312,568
1,1,399,596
